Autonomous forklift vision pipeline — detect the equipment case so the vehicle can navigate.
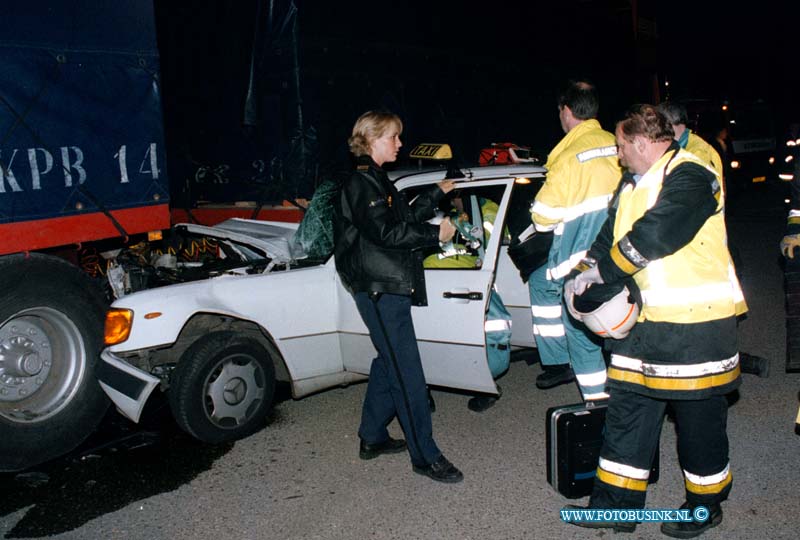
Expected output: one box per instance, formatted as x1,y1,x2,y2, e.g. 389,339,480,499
546,401,659,498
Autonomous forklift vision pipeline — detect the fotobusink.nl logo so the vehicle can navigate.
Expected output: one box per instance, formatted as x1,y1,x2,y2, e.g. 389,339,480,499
560,506,710,524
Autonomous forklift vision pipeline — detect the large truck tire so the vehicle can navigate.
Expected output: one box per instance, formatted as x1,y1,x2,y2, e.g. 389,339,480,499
0,253,109,471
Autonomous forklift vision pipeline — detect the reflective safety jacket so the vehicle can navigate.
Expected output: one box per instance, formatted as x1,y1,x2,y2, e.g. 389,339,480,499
588,142,745,399
684,131,724,195
531,119,621,282
423,198,500,269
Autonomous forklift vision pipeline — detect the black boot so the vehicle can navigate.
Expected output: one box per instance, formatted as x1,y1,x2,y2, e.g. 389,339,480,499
412,455,464,483
467,385,502,412
536,364,575,389
359,437,407,460
660,502,722,539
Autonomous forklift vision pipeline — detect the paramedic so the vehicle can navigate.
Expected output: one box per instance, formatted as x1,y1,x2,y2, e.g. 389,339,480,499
528,80,621,399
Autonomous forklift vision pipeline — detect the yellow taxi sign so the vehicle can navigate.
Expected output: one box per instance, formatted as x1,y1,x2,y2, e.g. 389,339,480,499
752,176,766,183
409,143,452,160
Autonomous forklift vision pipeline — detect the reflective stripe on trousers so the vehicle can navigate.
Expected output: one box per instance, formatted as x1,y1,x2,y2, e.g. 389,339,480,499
527,265,607,399
590,388,732,509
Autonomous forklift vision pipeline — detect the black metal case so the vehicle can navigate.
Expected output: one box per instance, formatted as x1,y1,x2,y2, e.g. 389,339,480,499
546,401,659,498
546,401,608,498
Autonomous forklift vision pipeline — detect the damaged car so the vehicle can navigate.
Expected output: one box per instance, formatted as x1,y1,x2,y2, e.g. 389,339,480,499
97,160,545,444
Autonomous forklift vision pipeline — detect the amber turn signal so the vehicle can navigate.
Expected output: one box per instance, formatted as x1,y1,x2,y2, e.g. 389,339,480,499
104,308,133,345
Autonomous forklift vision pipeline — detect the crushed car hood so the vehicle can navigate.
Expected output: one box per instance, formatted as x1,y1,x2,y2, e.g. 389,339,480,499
179,218,304,264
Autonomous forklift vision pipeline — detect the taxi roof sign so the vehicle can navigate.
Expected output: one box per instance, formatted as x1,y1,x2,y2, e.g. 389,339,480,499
409,143,452,160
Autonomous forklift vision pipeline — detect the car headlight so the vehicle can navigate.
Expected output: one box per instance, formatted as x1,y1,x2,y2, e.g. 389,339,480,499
731,160,740,169
104,308,133,345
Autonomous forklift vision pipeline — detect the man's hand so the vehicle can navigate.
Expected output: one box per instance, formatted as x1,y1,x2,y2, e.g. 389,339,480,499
781,234,800,259
571,265,604,295
439,216,456,242
438,180,456,194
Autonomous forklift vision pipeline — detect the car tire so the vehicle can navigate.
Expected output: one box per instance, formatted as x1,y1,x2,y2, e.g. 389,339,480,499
169,331,275,443
0,254,109,471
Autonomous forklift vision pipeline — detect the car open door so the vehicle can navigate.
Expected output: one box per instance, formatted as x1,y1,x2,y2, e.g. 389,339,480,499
409,178,514,394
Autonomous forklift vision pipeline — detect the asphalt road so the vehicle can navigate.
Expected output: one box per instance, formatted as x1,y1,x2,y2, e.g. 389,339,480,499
1,188,799,540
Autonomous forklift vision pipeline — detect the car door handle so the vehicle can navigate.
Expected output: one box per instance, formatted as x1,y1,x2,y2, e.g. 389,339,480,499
443,290,483,301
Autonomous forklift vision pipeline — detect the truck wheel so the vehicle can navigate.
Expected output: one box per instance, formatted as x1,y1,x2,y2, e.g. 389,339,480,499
169,331,275,443
0,254,109,471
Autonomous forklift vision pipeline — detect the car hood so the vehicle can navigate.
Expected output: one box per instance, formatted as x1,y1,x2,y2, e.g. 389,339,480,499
178,218,304,264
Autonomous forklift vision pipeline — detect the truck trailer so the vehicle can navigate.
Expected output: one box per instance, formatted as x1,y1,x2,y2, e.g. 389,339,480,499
0,0,305,471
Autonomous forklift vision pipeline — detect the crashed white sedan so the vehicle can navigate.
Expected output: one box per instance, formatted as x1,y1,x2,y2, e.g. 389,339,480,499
97,163,544,443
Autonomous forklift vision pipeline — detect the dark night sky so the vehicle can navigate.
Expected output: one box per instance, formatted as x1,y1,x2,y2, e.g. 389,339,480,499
154,0,800,195
656,2,797,110
291,0,799,167
298,0,798,115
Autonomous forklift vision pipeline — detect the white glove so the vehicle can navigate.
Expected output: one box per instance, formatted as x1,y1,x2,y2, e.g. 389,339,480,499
571,265,604,295
781,234,800,259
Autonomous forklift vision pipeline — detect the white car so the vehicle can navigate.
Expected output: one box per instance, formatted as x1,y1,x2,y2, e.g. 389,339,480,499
97,163,545,443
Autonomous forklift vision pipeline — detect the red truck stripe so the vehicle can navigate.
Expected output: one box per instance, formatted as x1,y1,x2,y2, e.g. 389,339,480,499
0,204,171,254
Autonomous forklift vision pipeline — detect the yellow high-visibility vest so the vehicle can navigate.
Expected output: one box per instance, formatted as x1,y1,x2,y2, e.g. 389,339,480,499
613,149,746,323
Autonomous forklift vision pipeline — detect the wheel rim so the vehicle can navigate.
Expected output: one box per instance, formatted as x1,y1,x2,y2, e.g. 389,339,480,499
202,351,265,429
0,307,86,423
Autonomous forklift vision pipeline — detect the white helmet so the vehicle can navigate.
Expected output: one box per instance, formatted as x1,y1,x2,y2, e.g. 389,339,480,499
567,285,639,340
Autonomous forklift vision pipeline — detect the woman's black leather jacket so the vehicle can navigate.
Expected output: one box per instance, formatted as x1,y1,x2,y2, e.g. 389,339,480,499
334,156,446,305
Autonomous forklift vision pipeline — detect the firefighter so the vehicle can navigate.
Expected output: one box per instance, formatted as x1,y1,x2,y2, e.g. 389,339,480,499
528,80,621,400
657,101,724,190
564,105,745,538
660,102,769,377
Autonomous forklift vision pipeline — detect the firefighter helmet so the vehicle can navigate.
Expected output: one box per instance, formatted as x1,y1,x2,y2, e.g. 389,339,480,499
567,285,639,340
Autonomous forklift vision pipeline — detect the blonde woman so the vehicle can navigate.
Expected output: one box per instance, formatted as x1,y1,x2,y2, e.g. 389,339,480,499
333,110,462,483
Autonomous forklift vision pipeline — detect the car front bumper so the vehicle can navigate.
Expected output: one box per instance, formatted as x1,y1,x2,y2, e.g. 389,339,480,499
97,349,160,423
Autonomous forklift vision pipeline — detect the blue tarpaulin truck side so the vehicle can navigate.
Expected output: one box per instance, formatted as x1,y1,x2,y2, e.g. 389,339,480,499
0,1,170,471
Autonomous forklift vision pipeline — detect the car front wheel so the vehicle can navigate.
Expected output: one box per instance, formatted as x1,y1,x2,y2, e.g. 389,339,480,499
169,331,275,443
